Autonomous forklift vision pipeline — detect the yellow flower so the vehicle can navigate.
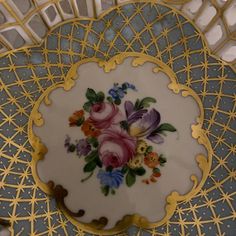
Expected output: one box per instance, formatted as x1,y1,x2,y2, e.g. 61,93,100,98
128,154,144,169
136,140,148,154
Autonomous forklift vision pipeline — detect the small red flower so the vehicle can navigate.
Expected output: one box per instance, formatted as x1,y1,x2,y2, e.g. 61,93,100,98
152,172,161,178
69,110,84,127
81,119,101,137
144,152,159,168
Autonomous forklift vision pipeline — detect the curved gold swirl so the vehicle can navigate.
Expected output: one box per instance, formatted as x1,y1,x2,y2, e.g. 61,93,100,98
29,52,212,235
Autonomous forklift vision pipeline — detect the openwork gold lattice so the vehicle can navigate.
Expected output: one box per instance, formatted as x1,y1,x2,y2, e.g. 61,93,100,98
0,0,236,69
0,1,235,236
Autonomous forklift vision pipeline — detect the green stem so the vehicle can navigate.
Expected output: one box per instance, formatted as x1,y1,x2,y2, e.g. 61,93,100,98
81,172,94,183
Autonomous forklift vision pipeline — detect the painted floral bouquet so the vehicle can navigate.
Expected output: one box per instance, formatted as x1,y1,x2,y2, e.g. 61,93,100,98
65,83,176,196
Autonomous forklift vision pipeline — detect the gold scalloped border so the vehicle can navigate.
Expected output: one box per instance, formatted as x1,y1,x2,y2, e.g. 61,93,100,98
28,52,212,235
162,0,191,4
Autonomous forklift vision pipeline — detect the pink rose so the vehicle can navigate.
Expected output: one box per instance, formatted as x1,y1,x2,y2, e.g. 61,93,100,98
98,126,137,168
90,102,124,129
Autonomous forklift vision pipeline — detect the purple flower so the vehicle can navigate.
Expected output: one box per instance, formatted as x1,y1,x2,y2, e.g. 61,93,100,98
125,101,164,144
97,169,123,189
76,139,91,156
64,135,71,148
125,101,147,125
129,109,161,137
147,133,164,144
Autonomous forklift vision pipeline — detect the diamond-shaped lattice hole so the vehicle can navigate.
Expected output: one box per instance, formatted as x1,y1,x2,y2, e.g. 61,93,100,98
0,10,6,24
59,0,73,15
76,0,88,16
1,28,25,49
224,0,236,29
182,0,203,19
205,22,224,47
12,0,32,14
45,5,57,22
195,3,217,30
101,0,115,10
220,41,236,62
28,14,47,38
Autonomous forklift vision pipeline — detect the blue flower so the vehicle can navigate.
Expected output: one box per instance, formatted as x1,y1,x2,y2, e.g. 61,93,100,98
123,82,136,90
117,88,125,98
108,83,137,101
97,169,123,189
108,89,119,99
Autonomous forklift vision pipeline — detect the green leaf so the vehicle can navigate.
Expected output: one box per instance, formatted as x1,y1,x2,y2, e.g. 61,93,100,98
81,172,93,183
83,161,97,172
151,123,177,136
133,167,146,176
153,167,160,174
86,88,97,101
95,157,102,168
111,189,116,195
83,101,92,112
121,165,129,174
139,97,156,108
126,170,136,187
96,92,105,102
101,185,110,196
68,144,76,153
114,98,121,105
134,97,156,110
122,83,127,90
87,137,98,148
120,121,129,131
157,123,177,132
145,146,153,154
76,117,85,126
107,96,113,103
159,154,167,166
85,150,98,163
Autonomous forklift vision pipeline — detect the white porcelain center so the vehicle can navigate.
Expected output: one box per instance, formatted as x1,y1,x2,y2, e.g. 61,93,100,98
34,58,206,229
